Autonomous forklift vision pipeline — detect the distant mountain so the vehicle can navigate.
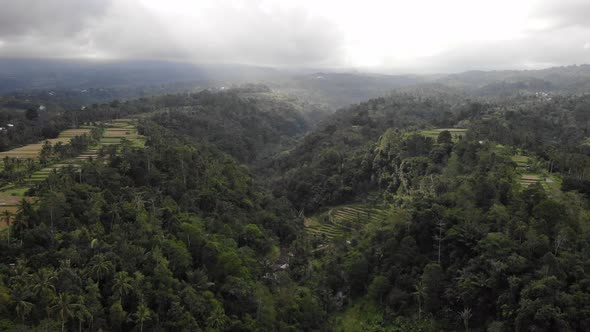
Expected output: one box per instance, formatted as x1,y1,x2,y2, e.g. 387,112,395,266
1,58,589,109
276,72,425,109
0,58,284,93
434,64,590,96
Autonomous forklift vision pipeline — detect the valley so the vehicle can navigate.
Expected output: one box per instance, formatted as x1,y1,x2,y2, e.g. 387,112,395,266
0,76,589,331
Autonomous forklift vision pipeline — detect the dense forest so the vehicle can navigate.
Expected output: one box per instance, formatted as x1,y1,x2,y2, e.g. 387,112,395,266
1,84,590,331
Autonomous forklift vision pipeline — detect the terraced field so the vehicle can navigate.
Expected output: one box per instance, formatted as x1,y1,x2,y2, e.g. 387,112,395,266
305,205,388,239
100,119,145,148
512,155,532,169
0,119,144,230
509,153,561,191
520,174,541,186
0,128,92,159
419,128,467,142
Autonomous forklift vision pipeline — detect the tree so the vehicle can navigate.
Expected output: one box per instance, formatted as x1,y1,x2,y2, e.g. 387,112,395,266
83,282,102,331
2,210,13,244
112,271,133,300
51,293,76,332
73,298,92,332
15,299,33,325
40,191,66,228
14,198,36,234
459,307,472,332
25,107,39,120
206,301,228,332
39,140,53,165
89,254,114,284
31,268,57,301
110,300,127,330
437,130,453,144
368,275,390,304
421,263,443,314
132,302,152,332
414,280,426,320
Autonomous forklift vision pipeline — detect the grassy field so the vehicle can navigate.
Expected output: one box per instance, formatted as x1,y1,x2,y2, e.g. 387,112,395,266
419,128,467,142
305,205,388,239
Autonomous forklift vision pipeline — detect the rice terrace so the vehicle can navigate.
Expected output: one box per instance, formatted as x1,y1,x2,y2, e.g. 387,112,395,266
305,204,389,240
0,119,144,230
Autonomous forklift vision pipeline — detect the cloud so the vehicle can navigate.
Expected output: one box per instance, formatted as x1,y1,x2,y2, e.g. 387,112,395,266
379,0,590,73
0,0,344,67
0,0,110,39
394,25,590,73
0,0,588,72
530,0,590,30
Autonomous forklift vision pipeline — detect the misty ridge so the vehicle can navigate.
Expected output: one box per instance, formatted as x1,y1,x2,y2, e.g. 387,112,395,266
3,1,590,332
2,58,590,109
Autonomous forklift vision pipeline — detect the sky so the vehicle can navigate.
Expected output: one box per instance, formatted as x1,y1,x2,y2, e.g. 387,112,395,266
0,0,588,73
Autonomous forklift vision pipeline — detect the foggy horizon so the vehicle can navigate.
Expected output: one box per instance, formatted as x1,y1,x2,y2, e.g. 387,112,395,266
1,0,589,74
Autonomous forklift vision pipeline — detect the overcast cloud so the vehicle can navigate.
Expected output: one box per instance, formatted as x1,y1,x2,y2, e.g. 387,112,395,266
0,0,588,73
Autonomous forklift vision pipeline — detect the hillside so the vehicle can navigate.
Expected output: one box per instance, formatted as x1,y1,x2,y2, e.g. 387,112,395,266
1,88,590,330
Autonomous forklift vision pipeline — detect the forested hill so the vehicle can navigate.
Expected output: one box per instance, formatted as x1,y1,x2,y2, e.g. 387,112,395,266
271,92,465,211
269,91,590,331
147,87,320,164
0,114,322,331
2,87,590,330
272,92,590,212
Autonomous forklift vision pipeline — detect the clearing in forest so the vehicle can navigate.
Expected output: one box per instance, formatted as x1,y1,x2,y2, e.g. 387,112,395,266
419,128,467,142
305,205,388,239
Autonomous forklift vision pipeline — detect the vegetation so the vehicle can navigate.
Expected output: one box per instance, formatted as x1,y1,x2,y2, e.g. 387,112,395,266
1,86,590,330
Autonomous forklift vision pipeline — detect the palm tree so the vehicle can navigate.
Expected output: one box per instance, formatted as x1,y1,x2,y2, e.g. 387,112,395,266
120,160,131,175
89,254,114,285
73,298,92,332
9,259,31,290
31,268,57,301
51,293,76,332
459,307,472,332
206,303,228,331
132,192,145,211
14,198,34,233
2,210,13,244
413,280,426,320
15,299,33,325
112,271,133,300
132,302,152,332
